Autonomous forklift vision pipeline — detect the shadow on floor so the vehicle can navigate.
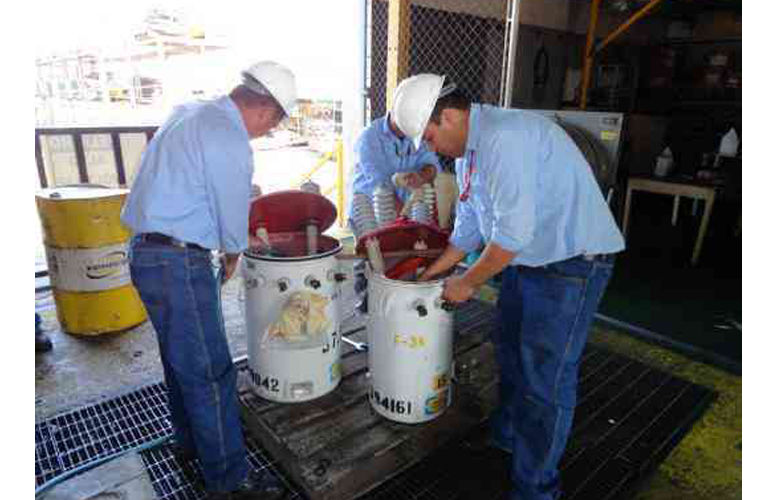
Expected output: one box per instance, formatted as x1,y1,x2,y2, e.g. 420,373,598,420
600,193,741,372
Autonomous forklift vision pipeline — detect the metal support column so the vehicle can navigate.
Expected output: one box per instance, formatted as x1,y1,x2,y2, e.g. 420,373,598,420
386,0,411,110
580,0,602,109
500,0,522,108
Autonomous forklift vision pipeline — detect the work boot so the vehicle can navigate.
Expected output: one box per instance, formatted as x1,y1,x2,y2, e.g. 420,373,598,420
207,468,288,500
35,328,52,353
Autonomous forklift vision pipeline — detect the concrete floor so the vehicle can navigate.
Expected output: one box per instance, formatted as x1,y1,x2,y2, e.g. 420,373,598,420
35,255,361,422
35,266,741,499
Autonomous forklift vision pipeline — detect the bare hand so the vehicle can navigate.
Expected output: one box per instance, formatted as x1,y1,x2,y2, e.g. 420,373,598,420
221,254,240,283
403,172,426,190
442,275,475,303
417,270,433,281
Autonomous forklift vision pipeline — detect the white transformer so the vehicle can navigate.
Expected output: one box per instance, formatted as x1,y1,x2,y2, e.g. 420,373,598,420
355,221,454,424
367,269,454,423
243,190,344,403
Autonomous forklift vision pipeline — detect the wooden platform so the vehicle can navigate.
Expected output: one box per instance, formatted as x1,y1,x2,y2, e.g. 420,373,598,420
36,298,717,500
236,301,499,500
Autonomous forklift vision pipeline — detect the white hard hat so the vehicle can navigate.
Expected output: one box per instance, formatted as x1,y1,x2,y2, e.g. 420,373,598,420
392,73,445,150
241,61,297,117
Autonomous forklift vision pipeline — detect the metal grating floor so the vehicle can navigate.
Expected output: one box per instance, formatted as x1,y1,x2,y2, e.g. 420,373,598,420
35,301,716,500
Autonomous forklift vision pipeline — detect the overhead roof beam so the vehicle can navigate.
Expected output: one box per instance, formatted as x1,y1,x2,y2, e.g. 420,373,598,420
593,0,667,55
580,0,668,109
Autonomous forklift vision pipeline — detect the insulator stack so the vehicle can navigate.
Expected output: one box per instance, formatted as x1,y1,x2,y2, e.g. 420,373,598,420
421,184,436,223
410,197,430,224
351,193,378,237
373,184,397,227
300,180,321,194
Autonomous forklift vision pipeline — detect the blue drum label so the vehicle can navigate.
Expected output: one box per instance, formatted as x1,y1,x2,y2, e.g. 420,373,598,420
425,389,449,415
329,362,341,381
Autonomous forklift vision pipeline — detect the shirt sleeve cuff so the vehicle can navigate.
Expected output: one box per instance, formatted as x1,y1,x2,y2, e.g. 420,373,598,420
489,228,529,255
449,233,483,255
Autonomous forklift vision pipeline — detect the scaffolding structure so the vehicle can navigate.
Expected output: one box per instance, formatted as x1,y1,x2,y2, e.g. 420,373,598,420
35,8,230,127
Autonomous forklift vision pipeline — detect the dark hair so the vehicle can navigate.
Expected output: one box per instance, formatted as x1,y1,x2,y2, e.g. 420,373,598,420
429,87,471,125
230,84,286,120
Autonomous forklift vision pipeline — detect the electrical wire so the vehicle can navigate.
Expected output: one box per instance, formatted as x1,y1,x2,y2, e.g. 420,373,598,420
34,435,171,497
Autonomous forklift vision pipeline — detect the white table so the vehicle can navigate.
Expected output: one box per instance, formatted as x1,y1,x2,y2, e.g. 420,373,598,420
622,176,717,266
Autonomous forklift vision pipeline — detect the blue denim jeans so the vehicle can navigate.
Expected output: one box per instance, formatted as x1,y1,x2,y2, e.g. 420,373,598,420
128,238,248,493
490,255,614,500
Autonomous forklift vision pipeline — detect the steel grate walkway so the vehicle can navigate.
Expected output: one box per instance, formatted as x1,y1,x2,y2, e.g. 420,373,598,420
35,300,716,500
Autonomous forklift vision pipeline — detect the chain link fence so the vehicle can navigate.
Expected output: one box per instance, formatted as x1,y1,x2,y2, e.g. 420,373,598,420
365,0,510,170
366,0,508,122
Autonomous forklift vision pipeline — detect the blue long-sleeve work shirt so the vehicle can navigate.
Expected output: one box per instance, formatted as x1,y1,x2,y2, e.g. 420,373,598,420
450,104,625,267
347,114,441,217
121,96,253,254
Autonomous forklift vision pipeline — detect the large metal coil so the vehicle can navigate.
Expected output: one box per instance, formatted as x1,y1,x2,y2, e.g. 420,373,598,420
556,120,610,194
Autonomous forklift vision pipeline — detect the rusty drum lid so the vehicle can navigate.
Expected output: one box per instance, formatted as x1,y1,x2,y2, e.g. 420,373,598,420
249,189,337,235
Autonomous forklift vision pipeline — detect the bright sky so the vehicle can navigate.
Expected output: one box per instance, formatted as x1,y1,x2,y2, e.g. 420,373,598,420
34,0,362,99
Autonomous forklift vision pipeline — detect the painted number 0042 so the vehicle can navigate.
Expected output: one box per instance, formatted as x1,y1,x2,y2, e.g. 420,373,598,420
250,369,279,393
371,389,413,415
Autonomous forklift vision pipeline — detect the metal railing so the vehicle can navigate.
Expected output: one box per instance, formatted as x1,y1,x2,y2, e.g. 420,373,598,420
35,126,348,230
36,126,158,189
292,138,347,228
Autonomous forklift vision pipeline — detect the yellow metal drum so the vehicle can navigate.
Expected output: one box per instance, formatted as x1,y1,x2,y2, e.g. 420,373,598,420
36,186,147,336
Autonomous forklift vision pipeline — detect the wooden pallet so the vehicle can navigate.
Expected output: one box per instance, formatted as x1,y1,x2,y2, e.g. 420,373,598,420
237,303,500,500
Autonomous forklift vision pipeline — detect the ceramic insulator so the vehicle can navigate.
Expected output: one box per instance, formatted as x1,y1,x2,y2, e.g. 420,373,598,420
351,193,378,237
373,185,397,227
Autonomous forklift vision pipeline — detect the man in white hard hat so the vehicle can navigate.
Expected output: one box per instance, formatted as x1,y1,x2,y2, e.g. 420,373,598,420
347,108,442,237
121,61,296,500
395,74,624,500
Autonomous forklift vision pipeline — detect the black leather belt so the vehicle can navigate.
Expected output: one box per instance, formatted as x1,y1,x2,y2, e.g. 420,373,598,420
138,233,209,252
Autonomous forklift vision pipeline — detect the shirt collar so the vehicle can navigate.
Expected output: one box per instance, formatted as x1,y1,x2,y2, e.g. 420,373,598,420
381,112,403,141
220,95,250,141
381,112,393,135
381,112,413,154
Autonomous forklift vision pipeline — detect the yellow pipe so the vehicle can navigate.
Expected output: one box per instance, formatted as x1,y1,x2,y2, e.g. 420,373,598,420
580,0,602,109
594,0,667,54
294,150,334,188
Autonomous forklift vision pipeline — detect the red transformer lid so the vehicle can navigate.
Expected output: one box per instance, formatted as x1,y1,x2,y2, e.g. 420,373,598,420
249,190,337,235
355,219,448,256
